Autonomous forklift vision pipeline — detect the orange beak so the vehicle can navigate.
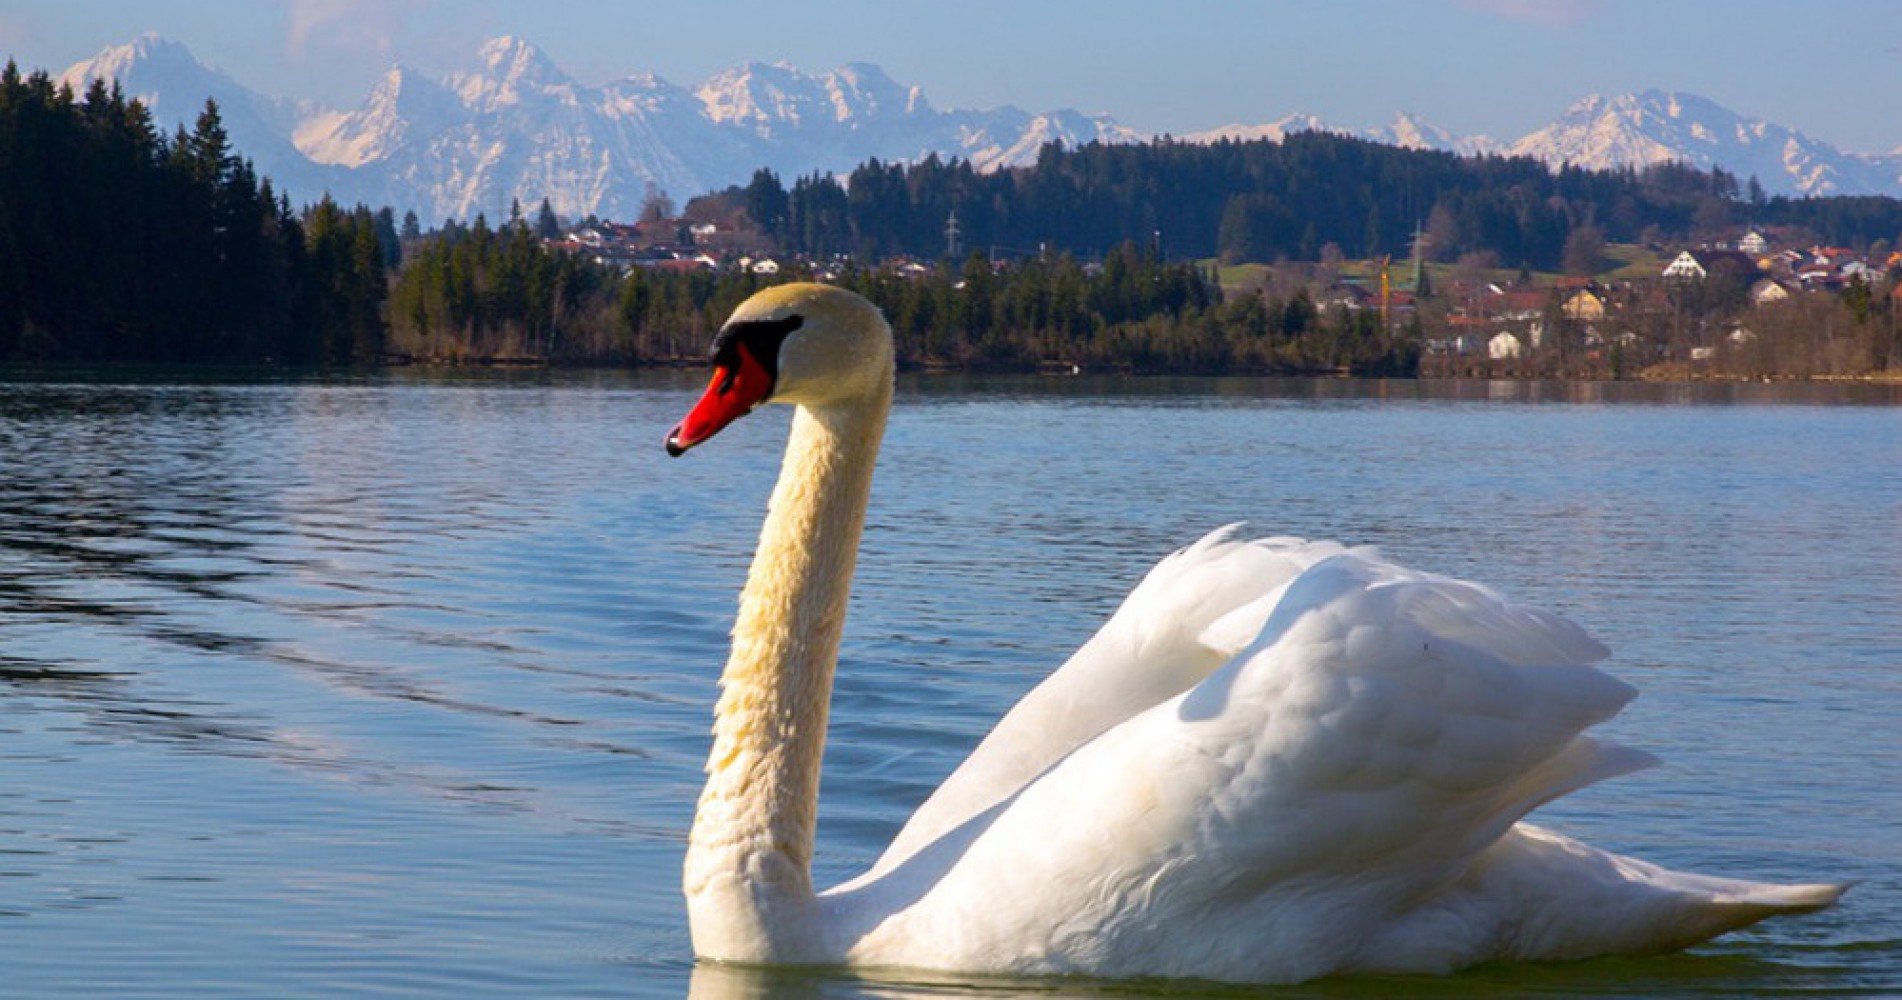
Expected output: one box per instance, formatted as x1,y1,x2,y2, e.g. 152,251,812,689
665,341,775,456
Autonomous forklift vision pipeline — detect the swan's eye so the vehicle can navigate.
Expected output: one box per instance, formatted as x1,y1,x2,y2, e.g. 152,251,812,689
710,315,804,394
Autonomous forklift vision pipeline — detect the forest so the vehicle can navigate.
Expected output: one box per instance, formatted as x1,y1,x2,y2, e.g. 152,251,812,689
0,64,392,365
715,136,1902,271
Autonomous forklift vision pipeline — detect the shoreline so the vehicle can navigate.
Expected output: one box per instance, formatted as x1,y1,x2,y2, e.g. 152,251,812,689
7,357,1902,388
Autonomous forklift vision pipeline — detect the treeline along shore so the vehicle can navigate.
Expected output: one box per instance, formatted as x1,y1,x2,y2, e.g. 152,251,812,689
383,218,1410,375
4,60,1899,379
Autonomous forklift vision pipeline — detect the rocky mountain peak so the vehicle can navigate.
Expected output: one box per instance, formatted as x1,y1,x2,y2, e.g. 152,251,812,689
450,35,572,111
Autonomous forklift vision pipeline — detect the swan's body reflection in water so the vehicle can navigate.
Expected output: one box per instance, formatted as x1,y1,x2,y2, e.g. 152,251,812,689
686,955,1867,1000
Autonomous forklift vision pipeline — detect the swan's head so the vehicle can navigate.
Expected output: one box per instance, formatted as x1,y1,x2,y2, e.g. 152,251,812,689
666,283,893,456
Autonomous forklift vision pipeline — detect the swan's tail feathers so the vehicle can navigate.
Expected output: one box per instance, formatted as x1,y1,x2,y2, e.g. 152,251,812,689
1478,826,1846,958
1656,877,1849,949
1713,880,1848,916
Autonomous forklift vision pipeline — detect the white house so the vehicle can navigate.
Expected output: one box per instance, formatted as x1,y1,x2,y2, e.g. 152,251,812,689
1662,251,1707,280
1488,331,1524,360
1738,230,1769,255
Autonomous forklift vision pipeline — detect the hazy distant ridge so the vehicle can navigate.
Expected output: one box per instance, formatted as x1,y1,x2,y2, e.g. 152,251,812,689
55,34,1902,222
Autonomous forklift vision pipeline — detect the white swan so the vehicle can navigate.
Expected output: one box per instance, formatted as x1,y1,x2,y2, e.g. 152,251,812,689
664,282,1842,985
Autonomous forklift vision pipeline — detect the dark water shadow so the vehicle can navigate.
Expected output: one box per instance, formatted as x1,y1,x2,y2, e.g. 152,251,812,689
686,948,1896,1000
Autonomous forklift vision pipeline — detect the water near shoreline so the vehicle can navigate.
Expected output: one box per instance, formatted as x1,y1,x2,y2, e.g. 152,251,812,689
2,371,1898,997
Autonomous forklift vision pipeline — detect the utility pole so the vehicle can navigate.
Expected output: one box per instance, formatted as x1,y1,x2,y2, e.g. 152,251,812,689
945,210,962,261
1410,220,1429,292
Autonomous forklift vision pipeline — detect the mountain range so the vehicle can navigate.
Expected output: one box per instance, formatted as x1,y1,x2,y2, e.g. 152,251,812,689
51,34,1902,225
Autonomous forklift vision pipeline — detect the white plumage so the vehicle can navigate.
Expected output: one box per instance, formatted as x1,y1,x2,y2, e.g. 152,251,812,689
668,283,1841,986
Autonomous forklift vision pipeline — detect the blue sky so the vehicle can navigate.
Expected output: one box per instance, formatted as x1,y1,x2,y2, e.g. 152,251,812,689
4,0,1900,153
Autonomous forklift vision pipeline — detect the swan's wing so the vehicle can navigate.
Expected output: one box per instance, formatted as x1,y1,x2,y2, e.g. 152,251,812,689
839,552,1661,981
862,527,1349,879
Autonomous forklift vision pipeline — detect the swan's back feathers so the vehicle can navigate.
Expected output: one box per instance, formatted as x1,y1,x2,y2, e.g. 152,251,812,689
835,546,1835,982
1168,553,1643,880
860,527,1345,879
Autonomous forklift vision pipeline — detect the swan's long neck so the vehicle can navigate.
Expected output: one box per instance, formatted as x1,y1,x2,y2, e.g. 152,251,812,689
684,384,890,961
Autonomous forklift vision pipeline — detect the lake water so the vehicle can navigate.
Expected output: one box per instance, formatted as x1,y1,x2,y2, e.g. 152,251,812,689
2,370,1899,998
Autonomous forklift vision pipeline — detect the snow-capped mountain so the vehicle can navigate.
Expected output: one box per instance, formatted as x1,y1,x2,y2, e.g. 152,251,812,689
955,108,1142,172
56,36,1141,222
1369,113,1499,157
50,36,1902,222
296,66,463,170
1507,90,1902,197
696,60,924,135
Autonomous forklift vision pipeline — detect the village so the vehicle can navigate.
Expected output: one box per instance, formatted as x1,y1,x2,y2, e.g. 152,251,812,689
1403,231,1902,376
539,210,1902,380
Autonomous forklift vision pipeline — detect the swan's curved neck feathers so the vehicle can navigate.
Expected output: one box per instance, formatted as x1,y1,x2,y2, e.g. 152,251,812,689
685,385,890,961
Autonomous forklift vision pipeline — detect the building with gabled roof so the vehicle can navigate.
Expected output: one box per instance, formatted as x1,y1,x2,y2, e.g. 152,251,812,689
1750,279,1791,306
1662,251,1706,280
1562,288,1606,321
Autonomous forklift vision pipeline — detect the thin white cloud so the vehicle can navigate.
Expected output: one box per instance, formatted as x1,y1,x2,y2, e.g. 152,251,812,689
286,0,434,59
1457,0,1603,24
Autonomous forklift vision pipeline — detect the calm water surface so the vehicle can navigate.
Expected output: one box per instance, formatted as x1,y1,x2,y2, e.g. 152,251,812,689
2,371,1899,998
